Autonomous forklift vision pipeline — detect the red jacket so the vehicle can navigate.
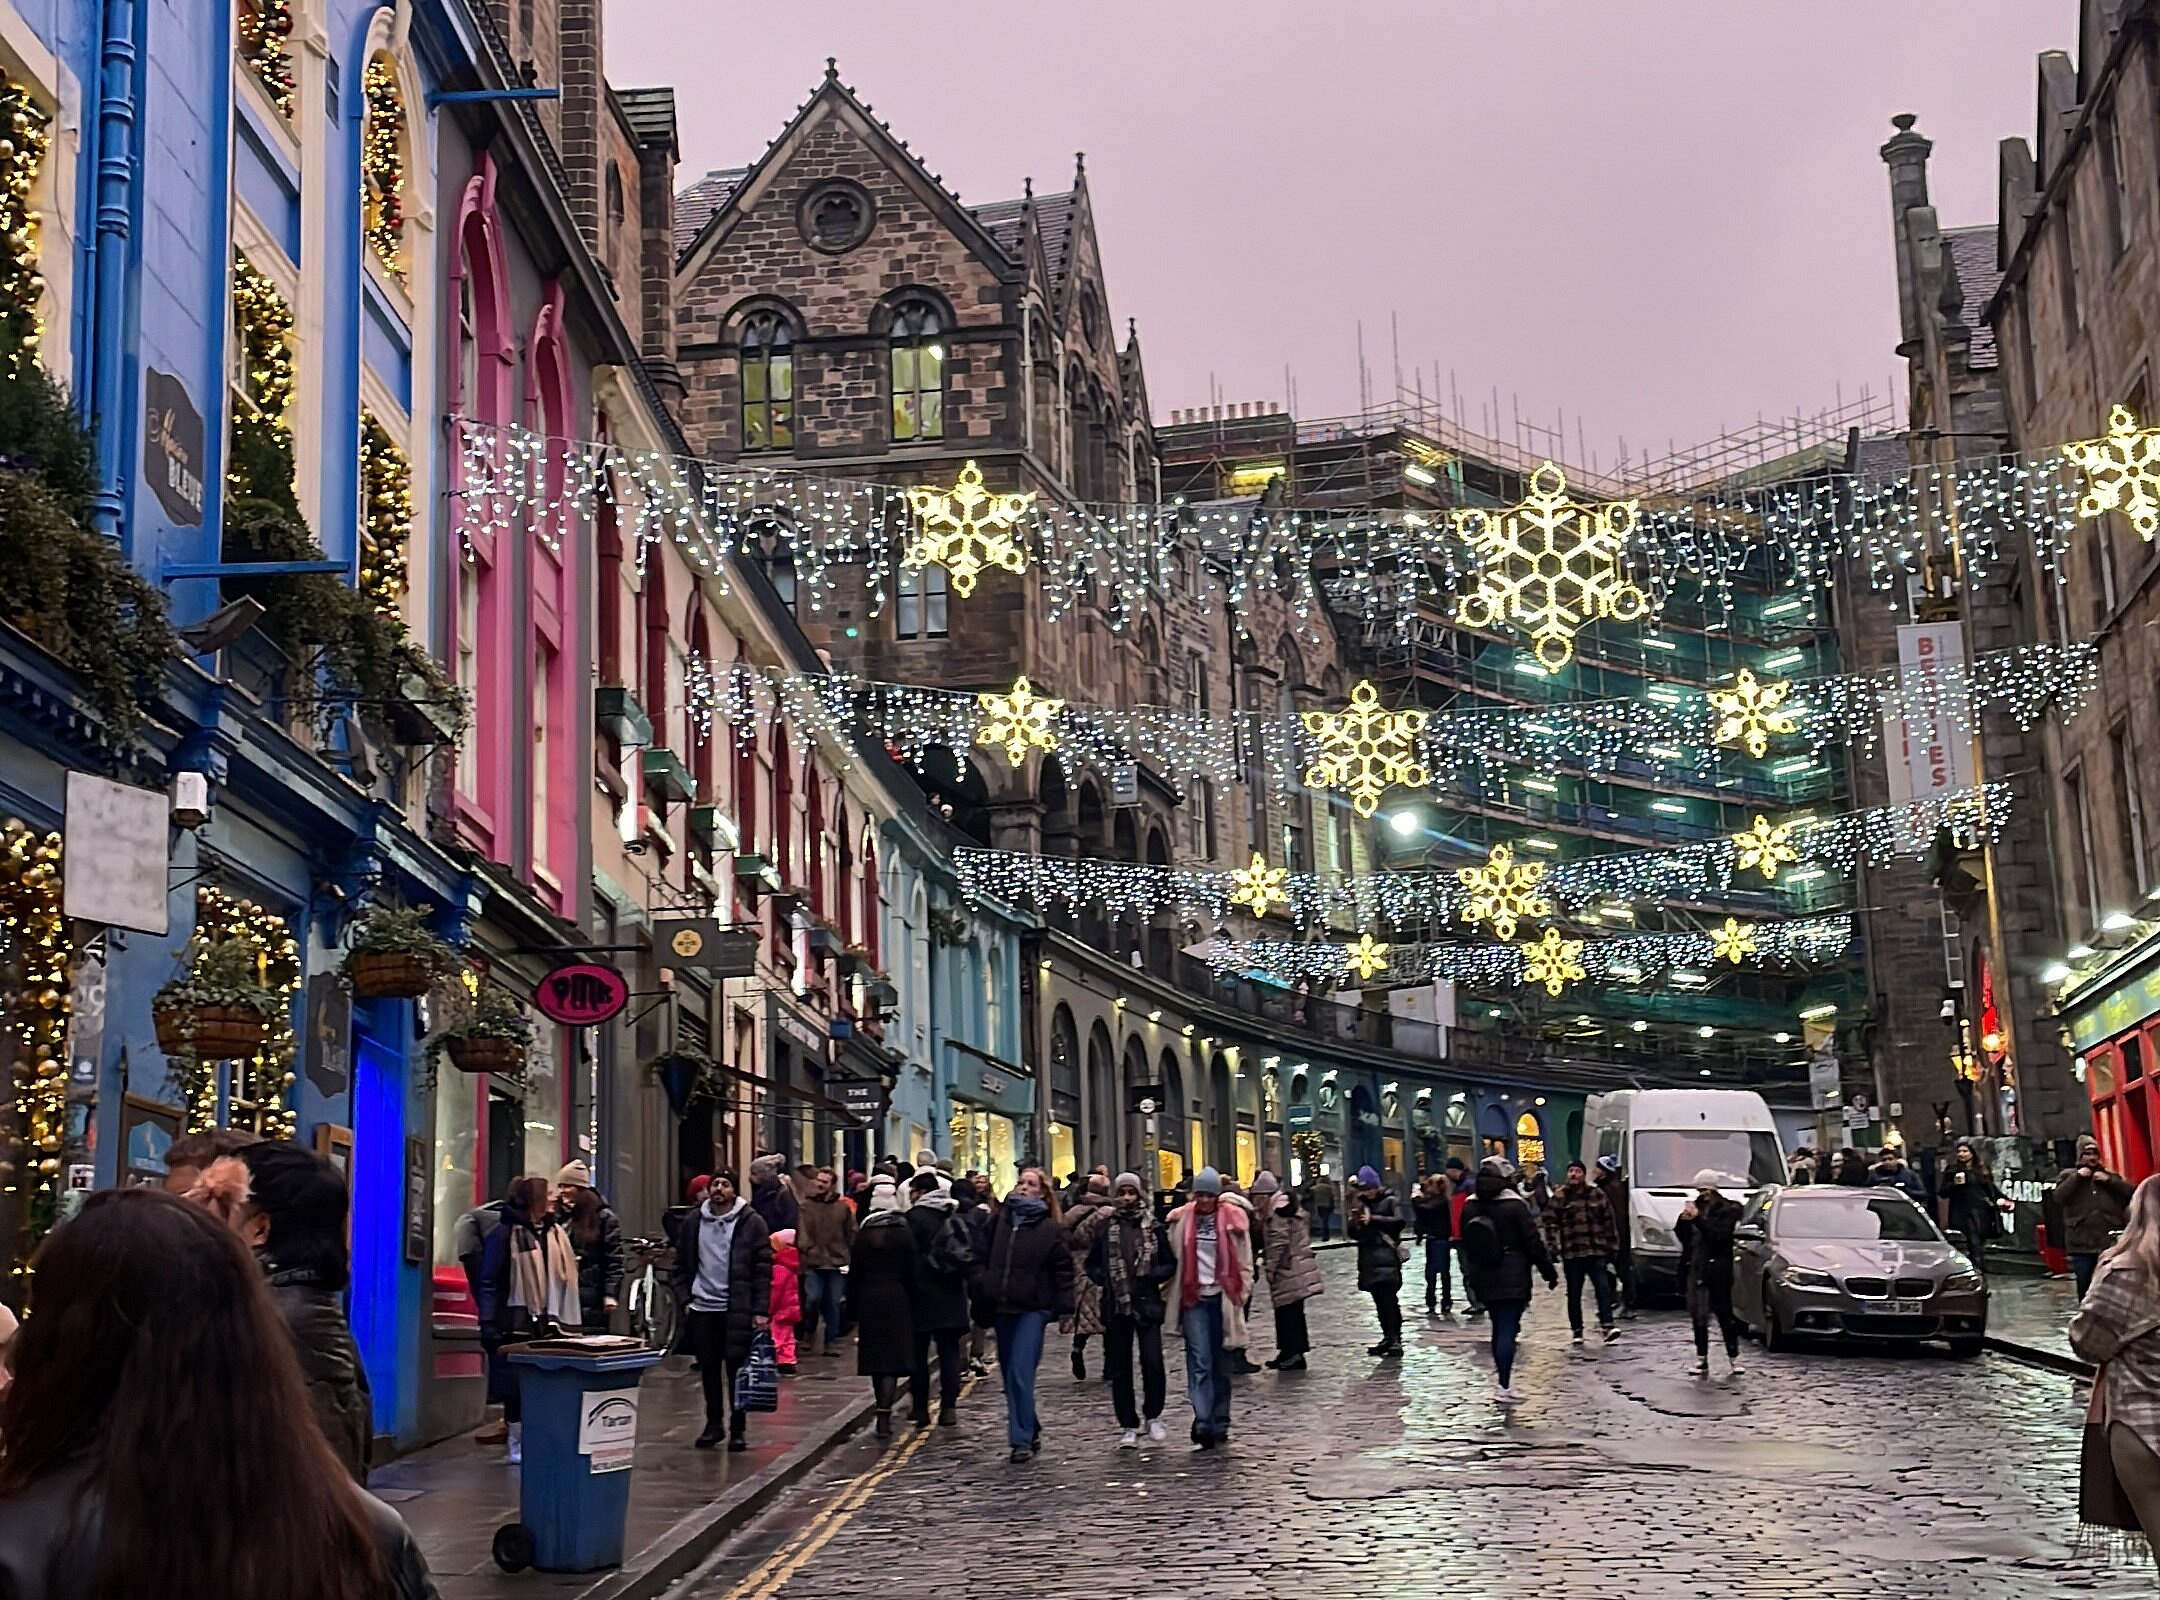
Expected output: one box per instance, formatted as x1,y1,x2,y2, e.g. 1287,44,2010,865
770,1238,802,1327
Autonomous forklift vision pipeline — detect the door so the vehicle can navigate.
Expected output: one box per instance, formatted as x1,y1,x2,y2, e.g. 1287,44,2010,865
1731,1192,1772,1329
349,1033,404,1438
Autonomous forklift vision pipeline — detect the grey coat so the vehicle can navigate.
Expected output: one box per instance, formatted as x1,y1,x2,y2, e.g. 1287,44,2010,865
1259,1210,1324,1306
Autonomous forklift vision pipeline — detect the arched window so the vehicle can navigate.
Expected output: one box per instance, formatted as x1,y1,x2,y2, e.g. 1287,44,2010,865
739,311,794,451
890,300,945,441
687,612,714,799
807,766,826,916
734,725,760,864
605,164,626,241
641,553,669,752
361,55,409,282
1515,1112,1545,1170
772,727,794,886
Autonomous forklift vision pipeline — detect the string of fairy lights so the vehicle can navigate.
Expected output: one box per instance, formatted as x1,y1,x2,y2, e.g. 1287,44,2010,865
0,820,67,1263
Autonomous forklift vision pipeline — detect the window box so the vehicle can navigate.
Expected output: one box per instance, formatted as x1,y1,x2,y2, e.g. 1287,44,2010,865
837,945,873,979
806,926,843,958
865,975,900,1009
732,852,782,895
383,670,467,747
641,746,694,806
596,685,653,748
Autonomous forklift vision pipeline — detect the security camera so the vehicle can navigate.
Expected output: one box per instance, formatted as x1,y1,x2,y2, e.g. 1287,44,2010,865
1939,997,1958,1023
171,771,211,830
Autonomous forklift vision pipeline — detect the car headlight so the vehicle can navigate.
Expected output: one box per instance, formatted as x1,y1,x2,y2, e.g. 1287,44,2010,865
1780,1267,1835,1289
1637,1219,1678,1252
1942,1272,1983,1292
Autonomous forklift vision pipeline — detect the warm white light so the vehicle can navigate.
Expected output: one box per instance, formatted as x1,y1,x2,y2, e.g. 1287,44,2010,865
1390,810,1420,837
2069,944,2097,960
1631,1019,1649,1033
1402,462,1437,486
2103,911,2137,931
1698,1026,1715,1038
2040,963,2072,984
1773,1031,1792,1044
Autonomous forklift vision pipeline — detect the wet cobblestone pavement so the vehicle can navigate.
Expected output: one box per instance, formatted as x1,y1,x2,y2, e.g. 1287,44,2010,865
686,1254,2149,1598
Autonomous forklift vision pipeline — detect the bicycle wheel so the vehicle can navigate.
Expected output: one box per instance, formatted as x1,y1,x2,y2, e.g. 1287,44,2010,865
649,1279,679,1353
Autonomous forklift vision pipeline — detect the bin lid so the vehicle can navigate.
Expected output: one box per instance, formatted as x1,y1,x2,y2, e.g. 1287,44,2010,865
505,1335,662,1374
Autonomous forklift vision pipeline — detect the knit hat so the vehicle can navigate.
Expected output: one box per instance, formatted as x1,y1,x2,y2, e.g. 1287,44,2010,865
1596,1154,1620,1173
687,1174,712,1202
1355,1165,1380,1188
749,1154,785,1181
1113,1171,1144,1194
771,1228,795,1249
868,1177,903,1214
1482,1156,1517,1179
555,1160,592,1188
1692,1169,1725,1191
1444,1156,1466,1173
1250,1171,1280,1195
1192,1167,1223,1195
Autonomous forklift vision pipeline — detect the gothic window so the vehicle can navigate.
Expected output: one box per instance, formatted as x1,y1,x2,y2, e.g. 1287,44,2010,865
890,301,945,442
605,164,626,241
1079,284,1102,347
799,180,874,253
739,311,794,451
896,565,948,639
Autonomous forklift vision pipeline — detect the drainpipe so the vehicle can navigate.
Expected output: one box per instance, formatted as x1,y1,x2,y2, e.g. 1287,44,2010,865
87,0,139,537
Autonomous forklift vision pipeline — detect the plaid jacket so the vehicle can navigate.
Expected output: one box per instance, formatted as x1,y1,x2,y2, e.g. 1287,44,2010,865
1541,1182,1619,1262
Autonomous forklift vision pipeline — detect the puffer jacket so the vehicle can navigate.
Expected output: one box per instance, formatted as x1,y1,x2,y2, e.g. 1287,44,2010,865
970,1205,1075,1323
1259,1208,1324,1306
1676,1193,1744,1290
569,1200,624,1330
266,1265,372,1484
1458,1170,1555,1306
902,1193,974,1334
1061,1193,1114,1336
1347,1190,1404,1292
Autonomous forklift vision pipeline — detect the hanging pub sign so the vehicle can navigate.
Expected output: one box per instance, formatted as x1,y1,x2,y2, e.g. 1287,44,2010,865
534,962,630,1027
143,369,206,527
655,918,759,978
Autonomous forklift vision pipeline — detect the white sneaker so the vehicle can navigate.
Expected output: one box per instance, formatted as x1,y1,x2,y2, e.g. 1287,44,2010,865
1118,1428,1139,1449
1690,1358,1708,1377
1726,1357,1746,1377
506,1422,523,1465
1146,1418,1167,1443
1494,1383,1521,1406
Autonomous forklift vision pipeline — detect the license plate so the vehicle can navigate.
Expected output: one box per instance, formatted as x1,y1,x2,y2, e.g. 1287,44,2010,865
1883,1299,1929,1315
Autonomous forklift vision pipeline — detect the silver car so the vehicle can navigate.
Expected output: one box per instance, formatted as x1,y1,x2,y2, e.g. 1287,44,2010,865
1730,1186,1988,1357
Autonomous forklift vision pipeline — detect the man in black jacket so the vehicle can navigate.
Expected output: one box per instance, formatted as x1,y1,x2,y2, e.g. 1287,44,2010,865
1411,1172,1455,1318
671,1170,774,1450
1458,1160,1556,1407
1676,1170,1745,1378
902,1171,974,1427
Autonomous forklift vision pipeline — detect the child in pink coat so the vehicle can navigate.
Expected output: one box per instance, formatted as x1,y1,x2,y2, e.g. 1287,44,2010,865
769,1227,803,1373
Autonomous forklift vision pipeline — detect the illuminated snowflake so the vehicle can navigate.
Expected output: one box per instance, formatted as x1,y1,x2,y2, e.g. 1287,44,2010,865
1227,852,1290,917
1452,462,1649,672
1518,927,1585,997
974,675,1063,767
1711,917,1758,965
1301,680,1429,818
1732,814,1800,881
1707,669,1799,759
2064,405,2160,540
1342,932,1391,981
1456,843,1552,940
903,459,1036,596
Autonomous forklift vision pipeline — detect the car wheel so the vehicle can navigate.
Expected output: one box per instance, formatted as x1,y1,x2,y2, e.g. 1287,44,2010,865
1762,1282,1789,1353
1945,1337,1984,1359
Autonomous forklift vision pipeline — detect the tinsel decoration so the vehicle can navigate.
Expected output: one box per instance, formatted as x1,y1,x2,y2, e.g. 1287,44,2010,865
179,888,299,1140
238,0,298,117
0,74,50,359
0,821,67,1259
361,56,406,282
232,253,296,429
359,413,413,612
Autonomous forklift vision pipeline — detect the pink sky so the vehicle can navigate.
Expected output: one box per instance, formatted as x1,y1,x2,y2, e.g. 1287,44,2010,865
607,1,2073,469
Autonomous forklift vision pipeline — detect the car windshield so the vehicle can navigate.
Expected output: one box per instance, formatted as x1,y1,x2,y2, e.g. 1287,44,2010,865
1631,1129,1784,1190
1772,1194,1942,1243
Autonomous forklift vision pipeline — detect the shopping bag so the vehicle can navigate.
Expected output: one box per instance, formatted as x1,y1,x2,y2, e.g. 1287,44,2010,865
734,1330,780,1413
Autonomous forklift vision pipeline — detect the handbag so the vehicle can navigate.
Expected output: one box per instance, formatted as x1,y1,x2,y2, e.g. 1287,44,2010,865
734,1330,781,1414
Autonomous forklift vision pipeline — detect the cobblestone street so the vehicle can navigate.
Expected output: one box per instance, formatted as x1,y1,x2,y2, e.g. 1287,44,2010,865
686,1254,2145,1599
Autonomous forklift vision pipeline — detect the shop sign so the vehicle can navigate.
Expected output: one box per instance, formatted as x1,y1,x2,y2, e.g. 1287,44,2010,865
1287,1103,1314,1130
831,1078,885,1123
143,369,206,527
578,1390,640,1473
1127,1082,1164,1114
62,774,169,934
656,918,757,977
2067,961,2160,1054
403,1135,430,1263
535,963,629,1026
1885,623,1975,812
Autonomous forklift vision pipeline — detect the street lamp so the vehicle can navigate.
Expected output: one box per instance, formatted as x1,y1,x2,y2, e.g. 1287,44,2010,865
1943,991,1979,1134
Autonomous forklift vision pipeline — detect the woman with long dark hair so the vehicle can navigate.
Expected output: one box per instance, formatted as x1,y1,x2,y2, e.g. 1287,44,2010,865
0,1186,436,1599
554,1160,624,1331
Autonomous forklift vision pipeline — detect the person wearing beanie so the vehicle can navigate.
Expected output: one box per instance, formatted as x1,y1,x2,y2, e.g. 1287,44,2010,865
1162,1166,1252,1449
972,1168,1073,1462
1543,1161,1621,1348
1411,1171,1456,1318
1347,1166,1406,1357
903,1171,973,1427
1677,1170,1745,1377
768,1227,803,1373
1458,1158,1556,1406
848,1177,919,1437
553,1159,623,1333
1258,1175,1323,1371
796,1166,857,1358
1061,1173,1115,1380
749,1153,800,1240
1593,1153,1636,1319
1089,1171,1175,1446
671,1170,773,1451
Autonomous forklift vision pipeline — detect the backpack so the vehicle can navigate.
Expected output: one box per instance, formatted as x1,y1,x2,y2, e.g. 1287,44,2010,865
927,1213,975,1281
1460,1208,1505,1273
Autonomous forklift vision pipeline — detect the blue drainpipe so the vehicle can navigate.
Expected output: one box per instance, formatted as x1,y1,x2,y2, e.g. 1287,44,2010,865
86,0,139,538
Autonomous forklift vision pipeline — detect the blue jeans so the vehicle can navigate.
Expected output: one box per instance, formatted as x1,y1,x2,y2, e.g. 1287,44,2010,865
1488,1299,1526,1387
994,1311,1048,1450
1181,1296,1232,1441
1423,1236,1454,1310
803,1268,845,1345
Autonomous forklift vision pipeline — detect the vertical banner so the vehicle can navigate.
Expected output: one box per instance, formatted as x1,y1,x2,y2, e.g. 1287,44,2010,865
1886,622,1976,848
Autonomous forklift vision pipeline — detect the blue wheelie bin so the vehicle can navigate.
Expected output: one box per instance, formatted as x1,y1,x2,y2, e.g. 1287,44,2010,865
495,1339,663,1574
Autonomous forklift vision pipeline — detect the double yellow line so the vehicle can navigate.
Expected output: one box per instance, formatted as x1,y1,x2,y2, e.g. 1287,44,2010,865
718,1382,973,1600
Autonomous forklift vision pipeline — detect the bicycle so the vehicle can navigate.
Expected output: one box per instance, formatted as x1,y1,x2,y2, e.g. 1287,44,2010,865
624,1235,679,1352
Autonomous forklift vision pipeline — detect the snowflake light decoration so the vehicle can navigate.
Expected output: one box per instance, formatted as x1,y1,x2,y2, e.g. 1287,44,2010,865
1300,680,1429,817
1343,932,1391,981
1456,843,1552,940
1707,669,1799,758
975,675,1063,767
1452,462,1650,672
1227,852,1290,917
1518,928,1585,996
1732,814,1801,881
1711,917,1758,965
2064,405,2160,540
903,459,1036,596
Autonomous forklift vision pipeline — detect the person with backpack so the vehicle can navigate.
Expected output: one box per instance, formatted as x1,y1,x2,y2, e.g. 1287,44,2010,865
1088,1172,1176,1447
903,1171,974,1427
1346,1166,1405,1358
1458,1159,1556,1407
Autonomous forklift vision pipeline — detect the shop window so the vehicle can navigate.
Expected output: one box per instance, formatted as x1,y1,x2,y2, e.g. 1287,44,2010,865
1514,1111,1544,1170
2126,1035,2146,1083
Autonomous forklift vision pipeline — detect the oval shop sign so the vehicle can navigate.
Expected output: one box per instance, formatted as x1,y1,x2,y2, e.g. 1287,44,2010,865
535,962,630,1027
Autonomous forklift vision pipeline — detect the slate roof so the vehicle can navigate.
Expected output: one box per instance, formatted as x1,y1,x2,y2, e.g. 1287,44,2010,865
1943,225,2002,371
614,87,677,153
674,167,750,258
1852,433,1910,480
969,190,1078,286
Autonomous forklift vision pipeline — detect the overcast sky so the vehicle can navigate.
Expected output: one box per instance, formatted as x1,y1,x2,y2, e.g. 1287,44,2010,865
607,1,2074,473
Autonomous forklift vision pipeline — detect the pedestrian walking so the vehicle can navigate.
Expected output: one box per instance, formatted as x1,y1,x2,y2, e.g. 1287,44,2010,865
1677,1170,1745,1378
1870,1145,1928,1207
1543,1160,1621,1347
1310,1171,1339,1242
1827,1146,1870,1186
1412,1171,1456,1317
554,1159,624,1333
1346,1165,1405,1357
1786,1146,1818,1186
2070,1175,2160,1555
768,1227,802,1372
1163,1167,1251,1449
748,1153,800,1238
1220,1182,1264,1374
1940,1140,2015,1277
1259,1179,1323,1370
1062,1173,1113,1379
457,1174,578,1463
1593,1154,1636,1318
796,1166,857,1358
848,1177,919,1439
0,1188,437,1600
1458,1160,1556,1406
953,1172,997,1375
1089,1171,1176,1446
970,1167,1073,1463
1448,1158,1484,1318
2059,1136,2137,1297
670,1170,774,1451
902,1171,974,1428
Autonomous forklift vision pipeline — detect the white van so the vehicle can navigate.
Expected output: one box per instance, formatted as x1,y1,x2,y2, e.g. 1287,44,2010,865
1581,1088,1785,1297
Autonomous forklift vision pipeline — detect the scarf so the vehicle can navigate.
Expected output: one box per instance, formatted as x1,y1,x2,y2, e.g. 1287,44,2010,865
1004,1194,1049,1225
1179,1200,1246,1313
1105,1203,1157,1312
508,1216,582,1331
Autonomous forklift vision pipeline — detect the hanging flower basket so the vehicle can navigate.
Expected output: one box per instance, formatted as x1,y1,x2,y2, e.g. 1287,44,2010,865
346,949,438,999
445,1034,525,1075
153,1003,270,1060
430,981,534,1078
154,936,280,1059
342,905,460,999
